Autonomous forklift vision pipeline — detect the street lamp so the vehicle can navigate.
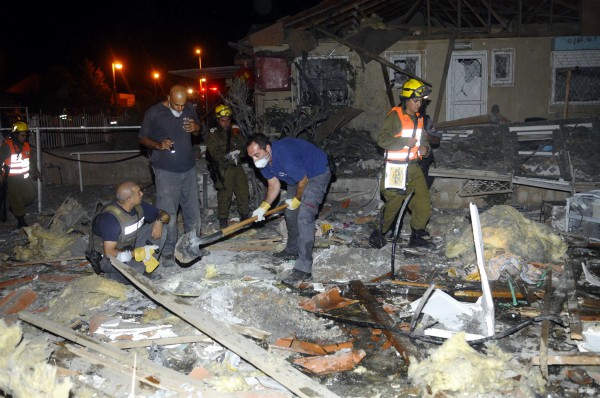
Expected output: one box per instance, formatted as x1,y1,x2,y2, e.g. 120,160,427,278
195,48,203,93
152,72,160,97
112,62,123,106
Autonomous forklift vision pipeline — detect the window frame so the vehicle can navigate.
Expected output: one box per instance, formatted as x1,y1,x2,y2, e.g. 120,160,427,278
490,48,515,87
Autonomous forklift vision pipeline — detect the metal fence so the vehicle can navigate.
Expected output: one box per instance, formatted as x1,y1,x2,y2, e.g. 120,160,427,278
27,111,136,149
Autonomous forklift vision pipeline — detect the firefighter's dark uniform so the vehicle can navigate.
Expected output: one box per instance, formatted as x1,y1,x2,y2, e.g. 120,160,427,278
206,124,249,224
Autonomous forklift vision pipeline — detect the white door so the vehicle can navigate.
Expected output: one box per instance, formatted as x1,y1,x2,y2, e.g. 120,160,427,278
446,51,488,121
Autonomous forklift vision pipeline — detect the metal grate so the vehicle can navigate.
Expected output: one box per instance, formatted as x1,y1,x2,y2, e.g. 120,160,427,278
458,179,512,197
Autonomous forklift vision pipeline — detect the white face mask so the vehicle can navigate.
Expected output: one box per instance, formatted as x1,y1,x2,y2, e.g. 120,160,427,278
254,153,269,168
171,109,183,118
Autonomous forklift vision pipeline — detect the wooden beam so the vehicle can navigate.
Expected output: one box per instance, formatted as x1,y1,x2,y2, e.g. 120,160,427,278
18,311,215,395
381,63,395,108
531,353,600,366
539,268,552,378
112,334,212,349
108,256,341,398
462,0,489,26
565,259,583,340
399,0,424,24
433,33,455,125
350,280,422,365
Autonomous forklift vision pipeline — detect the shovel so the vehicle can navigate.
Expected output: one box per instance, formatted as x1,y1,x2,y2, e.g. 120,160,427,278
174,203,288,265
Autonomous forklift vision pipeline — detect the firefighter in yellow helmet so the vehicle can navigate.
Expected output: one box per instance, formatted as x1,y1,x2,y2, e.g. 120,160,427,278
206,104,249,228
0,121,41,228
369,79,434,249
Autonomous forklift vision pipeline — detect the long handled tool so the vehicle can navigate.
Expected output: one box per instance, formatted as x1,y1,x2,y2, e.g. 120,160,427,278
174,203,288,265
390,189,414,280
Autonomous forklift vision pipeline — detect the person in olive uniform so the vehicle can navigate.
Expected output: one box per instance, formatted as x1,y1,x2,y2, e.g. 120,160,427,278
369,79,434,249
0,121,41,229
206,104,249,228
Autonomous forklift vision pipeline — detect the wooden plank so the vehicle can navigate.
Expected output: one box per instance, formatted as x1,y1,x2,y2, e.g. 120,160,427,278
350,280,422,365
111,334,212,349
565,259,583,340
429,167,512,180
539,269,552,379
64,344,194,396
208,243,280,252
531,353,600,366
18,311,215,395
109,255,341,398
433,34,455,125
4,256,87,267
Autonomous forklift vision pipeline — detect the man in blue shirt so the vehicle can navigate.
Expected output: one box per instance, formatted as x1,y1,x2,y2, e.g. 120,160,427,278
138,85,202,265
246,133,331,287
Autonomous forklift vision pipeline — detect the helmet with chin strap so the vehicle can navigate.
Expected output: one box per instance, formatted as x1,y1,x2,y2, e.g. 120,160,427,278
400,79,431,100
11,121,29,138
215,104,232,118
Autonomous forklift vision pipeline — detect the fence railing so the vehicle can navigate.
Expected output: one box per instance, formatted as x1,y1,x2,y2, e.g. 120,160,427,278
0,111,139,149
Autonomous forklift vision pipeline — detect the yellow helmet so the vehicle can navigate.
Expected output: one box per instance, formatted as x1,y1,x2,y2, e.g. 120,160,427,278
12,121,29,133
215,104,232,118
400,79,431,99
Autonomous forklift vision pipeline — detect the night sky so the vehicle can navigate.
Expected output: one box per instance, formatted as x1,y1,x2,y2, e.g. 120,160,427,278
0,0,321,93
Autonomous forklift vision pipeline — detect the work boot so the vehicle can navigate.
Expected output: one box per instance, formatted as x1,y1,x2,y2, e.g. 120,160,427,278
16,216,29,229
280,268,312,287
408,229,433,248
273,250,297,261
368,229,387,249
219,218,228,229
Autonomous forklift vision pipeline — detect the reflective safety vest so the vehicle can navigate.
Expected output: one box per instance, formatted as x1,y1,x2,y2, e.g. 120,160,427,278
4,139,31,178
385,107,423,163
103,203,145,249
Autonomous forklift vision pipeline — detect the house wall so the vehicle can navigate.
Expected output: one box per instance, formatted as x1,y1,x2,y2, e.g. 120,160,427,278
254,36,600,134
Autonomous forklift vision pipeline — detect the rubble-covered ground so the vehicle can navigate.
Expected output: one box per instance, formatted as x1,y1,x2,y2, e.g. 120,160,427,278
1,176,600,397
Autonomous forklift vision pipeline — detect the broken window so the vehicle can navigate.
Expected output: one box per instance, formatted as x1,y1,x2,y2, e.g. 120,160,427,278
490,49,514,87
551,50,600,104
386,53,422,89
296,56,350,107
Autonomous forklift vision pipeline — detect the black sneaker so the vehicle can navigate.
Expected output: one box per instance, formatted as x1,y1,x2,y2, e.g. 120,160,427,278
281,269,312,287
368,229,387,249
273,251,297,261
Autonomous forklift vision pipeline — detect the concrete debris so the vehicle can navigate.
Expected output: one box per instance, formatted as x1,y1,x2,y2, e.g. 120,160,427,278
2,182,600,397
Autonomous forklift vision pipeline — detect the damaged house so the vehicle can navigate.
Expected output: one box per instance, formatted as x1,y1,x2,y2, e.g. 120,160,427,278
3,1,600,397
171,0,600,208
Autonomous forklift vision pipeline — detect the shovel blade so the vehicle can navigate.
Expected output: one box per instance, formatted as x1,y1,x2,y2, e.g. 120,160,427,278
174,231,204,264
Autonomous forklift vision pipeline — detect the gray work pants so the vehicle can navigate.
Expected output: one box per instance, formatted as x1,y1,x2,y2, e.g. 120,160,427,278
283,171,331,274
153,167,201,256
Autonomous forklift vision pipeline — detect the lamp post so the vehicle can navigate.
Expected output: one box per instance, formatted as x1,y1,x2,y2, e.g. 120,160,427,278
152,72,159,97
112,62,123,107
195,48,202,93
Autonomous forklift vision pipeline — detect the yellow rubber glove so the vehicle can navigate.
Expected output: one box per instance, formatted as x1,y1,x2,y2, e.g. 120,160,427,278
134,245,159,262
285,197,301,210
144,256,160,273
252,201,271,222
